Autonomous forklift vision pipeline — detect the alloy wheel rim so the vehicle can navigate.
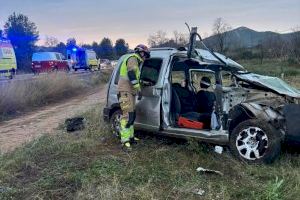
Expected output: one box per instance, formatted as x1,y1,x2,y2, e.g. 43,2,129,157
236,126,269,160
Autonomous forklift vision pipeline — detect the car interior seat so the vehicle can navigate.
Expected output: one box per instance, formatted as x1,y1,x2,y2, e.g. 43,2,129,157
172,83,197,113
171,87,205,129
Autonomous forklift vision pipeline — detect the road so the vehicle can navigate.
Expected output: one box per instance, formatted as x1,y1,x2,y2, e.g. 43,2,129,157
0,85,107,153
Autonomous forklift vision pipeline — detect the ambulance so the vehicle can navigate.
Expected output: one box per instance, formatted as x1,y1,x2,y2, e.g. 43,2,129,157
66,45,100,71
0,38,17,79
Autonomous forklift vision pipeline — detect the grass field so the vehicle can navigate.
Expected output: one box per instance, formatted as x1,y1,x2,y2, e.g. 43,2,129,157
0,106,299,200
238,59,300,88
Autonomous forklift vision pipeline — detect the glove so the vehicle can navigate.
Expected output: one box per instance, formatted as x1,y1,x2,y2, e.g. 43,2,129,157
137,91,142,100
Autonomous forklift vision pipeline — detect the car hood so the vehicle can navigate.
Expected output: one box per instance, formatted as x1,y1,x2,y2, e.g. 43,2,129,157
236,73,300,98
195,49,245,71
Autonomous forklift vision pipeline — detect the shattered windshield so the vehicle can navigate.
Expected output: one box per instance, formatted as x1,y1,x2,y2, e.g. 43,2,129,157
237,73,300,98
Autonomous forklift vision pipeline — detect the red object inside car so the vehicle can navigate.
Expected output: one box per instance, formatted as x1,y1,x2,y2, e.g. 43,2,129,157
178,117,204,129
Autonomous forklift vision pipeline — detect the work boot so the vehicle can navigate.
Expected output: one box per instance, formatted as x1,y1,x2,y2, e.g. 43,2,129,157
130,137,140,145
122,142,132,151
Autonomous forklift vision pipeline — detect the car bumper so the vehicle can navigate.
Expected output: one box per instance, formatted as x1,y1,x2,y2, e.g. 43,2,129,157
103,107,111,122
0,68,15,73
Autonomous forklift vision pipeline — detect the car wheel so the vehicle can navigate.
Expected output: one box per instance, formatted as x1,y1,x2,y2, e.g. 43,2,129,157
229,119,281,164
52,67,58,73
65,66,70,73
110,109,122,138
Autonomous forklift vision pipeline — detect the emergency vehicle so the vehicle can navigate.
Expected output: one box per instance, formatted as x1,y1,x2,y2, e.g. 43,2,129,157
0,38,17,79
66,45,99,71
32,52,69,74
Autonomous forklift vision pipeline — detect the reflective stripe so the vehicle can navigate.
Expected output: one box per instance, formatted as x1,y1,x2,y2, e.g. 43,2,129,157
119,53,142,84
120,118,131,143
133,83,141,89
131,80,139,85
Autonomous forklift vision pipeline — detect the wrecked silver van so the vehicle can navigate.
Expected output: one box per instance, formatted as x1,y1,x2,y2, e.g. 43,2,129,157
103,30,300,163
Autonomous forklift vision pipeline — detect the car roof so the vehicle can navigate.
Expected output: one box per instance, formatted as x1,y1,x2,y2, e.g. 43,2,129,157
149,47,245,72
150,47,182,59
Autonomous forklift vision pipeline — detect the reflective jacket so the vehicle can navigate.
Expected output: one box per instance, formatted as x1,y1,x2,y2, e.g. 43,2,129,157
117,53,142,94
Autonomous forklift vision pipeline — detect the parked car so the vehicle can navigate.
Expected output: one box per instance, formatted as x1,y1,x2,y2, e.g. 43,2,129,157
0,38,17,79
32,52,69,74
103,29,300,164
100,59,112,69
66,46,100,71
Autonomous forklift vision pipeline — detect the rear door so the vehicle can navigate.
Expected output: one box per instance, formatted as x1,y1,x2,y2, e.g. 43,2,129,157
135,58,164,131
55,53,64,70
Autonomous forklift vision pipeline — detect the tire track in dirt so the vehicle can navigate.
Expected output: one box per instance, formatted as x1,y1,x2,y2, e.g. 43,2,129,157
0,86,107,153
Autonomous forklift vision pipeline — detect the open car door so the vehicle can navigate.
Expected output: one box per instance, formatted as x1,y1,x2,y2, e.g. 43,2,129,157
135,58,163,131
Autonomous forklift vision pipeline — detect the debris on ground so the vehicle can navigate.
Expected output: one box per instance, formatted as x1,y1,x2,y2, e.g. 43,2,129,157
192,188,205,196
214,145,223,154
65,117,86,132
0,186,11,193
196,167,224,176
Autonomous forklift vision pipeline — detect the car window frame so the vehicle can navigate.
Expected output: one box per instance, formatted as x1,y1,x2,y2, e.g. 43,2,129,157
140,57,163,87
189,69,216,92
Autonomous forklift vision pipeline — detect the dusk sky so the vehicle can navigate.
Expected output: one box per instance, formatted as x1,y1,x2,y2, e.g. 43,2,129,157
0,0,299,48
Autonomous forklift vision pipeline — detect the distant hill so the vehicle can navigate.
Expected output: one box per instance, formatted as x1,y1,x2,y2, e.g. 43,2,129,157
203,26,299,49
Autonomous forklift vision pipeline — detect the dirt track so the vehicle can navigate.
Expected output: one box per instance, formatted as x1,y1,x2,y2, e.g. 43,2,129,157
0,86,107,153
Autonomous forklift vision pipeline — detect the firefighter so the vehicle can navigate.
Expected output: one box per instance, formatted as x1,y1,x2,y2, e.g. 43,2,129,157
117,44,150,150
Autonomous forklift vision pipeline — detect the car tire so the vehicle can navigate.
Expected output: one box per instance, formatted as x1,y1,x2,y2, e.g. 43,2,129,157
229,119,282,164
9,69,15,79
65,66,70,73
52,67,58,73
110,109,122,138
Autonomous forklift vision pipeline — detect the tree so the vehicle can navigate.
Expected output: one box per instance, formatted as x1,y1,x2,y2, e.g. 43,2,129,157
114,38,128,58
53,42,66,57
257,43,266,64
66,38,76,47
290,27,300,64
173,31,188,47
99,37,114,59
44,36,59,47
148,30,168,47
4,12,39,71
212,17,232,53
0,29,3,38
148,30,187,48
91,41,101,58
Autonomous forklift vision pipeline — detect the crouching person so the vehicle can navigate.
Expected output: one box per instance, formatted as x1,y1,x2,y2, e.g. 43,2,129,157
117,44,150,150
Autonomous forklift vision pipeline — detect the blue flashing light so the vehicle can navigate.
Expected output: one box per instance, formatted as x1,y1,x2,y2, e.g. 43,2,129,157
72,48,77,52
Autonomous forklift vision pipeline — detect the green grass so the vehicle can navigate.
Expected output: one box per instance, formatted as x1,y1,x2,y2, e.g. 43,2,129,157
0,105,299,200
238,59,300,88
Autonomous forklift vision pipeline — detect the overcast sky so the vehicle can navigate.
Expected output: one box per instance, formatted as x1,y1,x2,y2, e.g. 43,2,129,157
0,0,299,48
